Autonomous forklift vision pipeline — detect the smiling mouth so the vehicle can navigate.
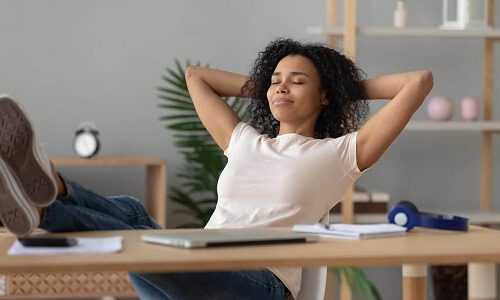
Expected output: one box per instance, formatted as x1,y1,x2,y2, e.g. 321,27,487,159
272,98,294,105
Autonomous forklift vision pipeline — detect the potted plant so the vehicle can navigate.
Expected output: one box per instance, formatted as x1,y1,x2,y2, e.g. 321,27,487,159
158,60,381,299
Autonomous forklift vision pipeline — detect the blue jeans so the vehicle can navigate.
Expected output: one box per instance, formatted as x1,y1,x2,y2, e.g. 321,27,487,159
39,177,288,300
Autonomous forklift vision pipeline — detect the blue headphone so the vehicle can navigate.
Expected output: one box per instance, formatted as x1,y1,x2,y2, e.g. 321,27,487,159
388,200,469,232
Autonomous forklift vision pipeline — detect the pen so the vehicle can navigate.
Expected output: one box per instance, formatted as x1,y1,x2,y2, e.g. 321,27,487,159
314,223,331,230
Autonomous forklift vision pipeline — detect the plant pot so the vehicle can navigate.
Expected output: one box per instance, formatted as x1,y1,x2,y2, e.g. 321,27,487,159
431,265,467,300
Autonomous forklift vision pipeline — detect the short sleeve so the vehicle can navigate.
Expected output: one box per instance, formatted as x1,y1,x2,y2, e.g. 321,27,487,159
332,131,370,181
223,122,255,157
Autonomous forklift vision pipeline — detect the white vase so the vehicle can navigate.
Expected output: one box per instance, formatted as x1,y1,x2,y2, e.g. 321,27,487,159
394,1,407,28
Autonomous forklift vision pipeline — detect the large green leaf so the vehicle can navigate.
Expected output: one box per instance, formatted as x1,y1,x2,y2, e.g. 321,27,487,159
160,115,198,121
331,267,381,300
161,73,187,90
169,187,212,225
158,95,193,106
159,104,195,111
168,122,208,131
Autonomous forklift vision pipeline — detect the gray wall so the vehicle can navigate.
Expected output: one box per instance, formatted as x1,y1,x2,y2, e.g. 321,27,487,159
0,0,498,299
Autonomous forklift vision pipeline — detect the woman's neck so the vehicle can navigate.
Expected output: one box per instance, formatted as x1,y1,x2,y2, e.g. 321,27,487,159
277,122,315,137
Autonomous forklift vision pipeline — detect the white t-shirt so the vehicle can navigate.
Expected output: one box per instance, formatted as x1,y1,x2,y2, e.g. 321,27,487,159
205,122,369,299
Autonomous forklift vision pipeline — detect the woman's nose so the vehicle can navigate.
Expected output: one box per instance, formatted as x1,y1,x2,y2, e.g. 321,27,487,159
276,84,289,94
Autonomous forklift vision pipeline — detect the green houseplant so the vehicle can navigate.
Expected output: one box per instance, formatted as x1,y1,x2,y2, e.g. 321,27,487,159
158,59,248,227
158,60,381,299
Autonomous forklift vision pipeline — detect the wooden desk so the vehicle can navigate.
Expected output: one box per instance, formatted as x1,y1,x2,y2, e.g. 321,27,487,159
52,155,167,227
0,155,167,299
0,226,498,300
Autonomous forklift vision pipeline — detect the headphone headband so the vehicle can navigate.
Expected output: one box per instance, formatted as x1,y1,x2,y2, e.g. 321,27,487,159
388,200,468,232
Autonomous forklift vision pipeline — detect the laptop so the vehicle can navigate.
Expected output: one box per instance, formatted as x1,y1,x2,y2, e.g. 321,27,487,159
141,228,319,248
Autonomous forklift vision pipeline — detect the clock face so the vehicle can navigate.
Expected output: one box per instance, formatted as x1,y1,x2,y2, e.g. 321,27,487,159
74,132,98,158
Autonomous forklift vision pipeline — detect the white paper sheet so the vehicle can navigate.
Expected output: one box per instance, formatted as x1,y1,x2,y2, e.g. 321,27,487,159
7,236,123,255
292,223,407,239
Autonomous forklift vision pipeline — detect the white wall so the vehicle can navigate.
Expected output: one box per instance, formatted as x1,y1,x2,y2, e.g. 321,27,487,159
0,0,499,298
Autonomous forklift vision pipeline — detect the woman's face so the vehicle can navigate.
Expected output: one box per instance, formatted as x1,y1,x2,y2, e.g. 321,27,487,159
266,55,326,131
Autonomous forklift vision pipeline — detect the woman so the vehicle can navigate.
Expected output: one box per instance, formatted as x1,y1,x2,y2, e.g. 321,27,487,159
0,38,433,299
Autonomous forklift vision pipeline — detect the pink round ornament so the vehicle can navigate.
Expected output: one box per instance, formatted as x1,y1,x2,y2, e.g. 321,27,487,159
427,96,454,121
460,96,479,121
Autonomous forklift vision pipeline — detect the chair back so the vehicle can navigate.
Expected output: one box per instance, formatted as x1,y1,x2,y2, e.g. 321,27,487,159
296,213,329,300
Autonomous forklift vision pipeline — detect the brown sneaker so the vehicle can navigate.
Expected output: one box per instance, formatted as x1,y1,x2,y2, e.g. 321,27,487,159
0,158,39,236
0,95,57,207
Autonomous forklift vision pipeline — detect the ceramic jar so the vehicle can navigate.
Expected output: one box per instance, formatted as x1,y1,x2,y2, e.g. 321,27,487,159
427,96,454,121
460,96,480,121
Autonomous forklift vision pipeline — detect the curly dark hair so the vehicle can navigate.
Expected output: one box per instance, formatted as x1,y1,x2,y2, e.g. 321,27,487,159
240,38,370,138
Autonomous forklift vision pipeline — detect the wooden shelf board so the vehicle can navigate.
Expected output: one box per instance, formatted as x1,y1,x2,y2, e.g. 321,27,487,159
51,155,166,166
404,121,500,132
307,26,500,38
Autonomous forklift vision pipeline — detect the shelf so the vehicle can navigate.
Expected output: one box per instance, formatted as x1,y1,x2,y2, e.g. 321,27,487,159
329,212,500,225
306,26,500,38
404,121,500,132
52,155,166,166
52,155,167,227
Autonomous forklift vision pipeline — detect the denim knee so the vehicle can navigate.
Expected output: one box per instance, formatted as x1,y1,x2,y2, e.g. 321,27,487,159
108,195,162,229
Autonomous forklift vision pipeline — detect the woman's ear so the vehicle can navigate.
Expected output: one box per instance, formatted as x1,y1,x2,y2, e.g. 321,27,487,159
320,91,328,105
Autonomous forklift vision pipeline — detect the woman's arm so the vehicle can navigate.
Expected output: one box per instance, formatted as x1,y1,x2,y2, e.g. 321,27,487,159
356,70,434,171
362,71,428,100
185,66,249,150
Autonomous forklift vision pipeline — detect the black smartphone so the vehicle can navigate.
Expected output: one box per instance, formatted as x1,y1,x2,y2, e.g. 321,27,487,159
18,237,78,247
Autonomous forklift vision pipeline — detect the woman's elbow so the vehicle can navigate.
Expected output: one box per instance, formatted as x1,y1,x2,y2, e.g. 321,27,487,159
185,65,199,80
410,70,433,94
418,70,434,91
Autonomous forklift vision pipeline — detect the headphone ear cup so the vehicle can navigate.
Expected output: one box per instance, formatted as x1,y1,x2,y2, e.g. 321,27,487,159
388,201,419,230
396,200,420,215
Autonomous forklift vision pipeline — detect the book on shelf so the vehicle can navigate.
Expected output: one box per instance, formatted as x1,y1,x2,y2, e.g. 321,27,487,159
330,186,390,214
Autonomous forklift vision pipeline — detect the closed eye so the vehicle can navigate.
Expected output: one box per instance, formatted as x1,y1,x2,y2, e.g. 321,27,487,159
271,82,303,85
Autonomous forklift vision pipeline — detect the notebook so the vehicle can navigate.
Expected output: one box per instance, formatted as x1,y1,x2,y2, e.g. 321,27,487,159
141,228,319,248
292,223,407,239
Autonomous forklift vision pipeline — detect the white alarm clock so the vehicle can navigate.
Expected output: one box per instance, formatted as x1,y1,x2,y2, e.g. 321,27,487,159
73,121,100,158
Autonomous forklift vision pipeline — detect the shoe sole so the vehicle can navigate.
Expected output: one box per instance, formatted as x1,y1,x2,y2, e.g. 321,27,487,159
0,158,39,236
0,97,56,207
